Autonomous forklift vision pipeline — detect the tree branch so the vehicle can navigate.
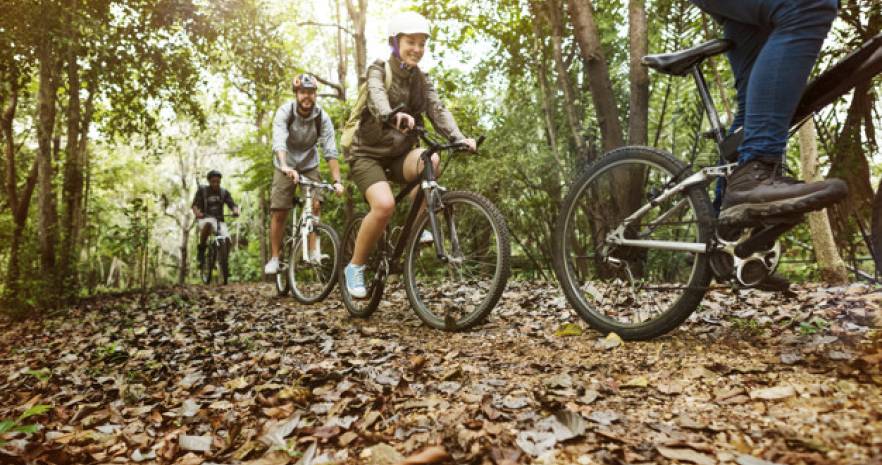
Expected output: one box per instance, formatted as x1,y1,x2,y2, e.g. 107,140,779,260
297,21,355,37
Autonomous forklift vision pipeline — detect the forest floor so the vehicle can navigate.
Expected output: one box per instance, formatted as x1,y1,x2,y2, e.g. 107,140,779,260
1,281,881,465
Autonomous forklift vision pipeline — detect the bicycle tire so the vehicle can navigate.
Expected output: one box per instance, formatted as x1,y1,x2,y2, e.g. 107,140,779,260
289,223,341,304
403,190,511,331
275,238,291,296
201,244,215,285
340,214,385,318
552,146,714,340
871,179,882,276
218,239,230,285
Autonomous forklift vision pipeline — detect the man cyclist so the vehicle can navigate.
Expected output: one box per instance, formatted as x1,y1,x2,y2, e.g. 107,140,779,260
192,170,240,265
264,74,344,275
694,0,848,225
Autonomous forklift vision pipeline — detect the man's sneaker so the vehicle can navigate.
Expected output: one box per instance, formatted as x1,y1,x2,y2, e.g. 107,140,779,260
264,257,280,274
344,263,367,298
197,244,206,265
719,159,847,226
419,230,434,244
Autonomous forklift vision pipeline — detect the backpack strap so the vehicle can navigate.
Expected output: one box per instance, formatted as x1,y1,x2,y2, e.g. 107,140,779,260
286,102,324,145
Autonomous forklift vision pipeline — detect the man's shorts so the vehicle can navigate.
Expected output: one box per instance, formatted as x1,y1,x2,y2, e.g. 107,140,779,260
198,218,229,238
348,156,409,196
270,167,321,210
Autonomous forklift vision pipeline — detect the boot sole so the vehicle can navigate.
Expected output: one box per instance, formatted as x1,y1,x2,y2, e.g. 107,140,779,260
719,183,847,227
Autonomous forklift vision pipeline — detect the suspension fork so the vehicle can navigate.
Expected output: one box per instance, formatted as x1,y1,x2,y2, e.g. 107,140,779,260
420,149,449,261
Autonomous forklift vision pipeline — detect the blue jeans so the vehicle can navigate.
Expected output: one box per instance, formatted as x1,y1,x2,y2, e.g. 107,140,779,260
692,0,838,164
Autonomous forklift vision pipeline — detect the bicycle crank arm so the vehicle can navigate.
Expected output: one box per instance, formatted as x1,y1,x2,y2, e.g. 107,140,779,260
733,216,802,258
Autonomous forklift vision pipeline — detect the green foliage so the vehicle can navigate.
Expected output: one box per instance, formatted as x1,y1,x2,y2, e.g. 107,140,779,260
0,404,51,446
799,317,830,336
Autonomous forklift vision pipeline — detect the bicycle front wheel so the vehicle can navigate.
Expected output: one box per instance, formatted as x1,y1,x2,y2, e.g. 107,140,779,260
404,190,511,331
275,238,291,296
552,146,714,340
201,245,215,284
289,223,341,304
340,214,385,318
218,239,230,285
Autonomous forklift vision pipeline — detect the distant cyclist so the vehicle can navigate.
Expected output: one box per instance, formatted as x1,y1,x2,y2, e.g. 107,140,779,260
264,74,344,275
192,170,240,265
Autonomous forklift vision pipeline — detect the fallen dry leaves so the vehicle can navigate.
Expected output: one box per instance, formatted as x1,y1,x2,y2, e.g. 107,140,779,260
0,281,880,464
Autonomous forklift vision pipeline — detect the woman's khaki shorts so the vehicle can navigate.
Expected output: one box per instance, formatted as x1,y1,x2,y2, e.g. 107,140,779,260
348,156,409,196
270,167,321,210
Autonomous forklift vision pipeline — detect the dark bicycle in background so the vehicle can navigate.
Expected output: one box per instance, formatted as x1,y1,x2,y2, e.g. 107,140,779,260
553,33,882,340
200,214,238,285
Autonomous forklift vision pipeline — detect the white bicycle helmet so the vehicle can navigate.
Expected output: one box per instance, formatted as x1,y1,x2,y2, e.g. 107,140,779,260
387,11,431,38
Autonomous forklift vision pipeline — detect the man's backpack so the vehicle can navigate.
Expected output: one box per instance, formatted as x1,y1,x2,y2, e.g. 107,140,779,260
340,60,393,156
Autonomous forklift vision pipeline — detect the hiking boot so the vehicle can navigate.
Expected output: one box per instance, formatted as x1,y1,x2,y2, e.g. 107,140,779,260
719,159,848,226
197,244,206,265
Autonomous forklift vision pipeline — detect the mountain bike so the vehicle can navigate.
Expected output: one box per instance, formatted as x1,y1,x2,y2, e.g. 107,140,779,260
552,33,882,340
200,215,238,285
273,179,341,304
340,127,511,331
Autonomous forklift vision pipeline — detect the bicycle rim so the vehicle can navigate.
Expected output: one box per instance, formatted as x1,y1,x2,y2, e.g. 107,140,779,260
290,224,340,304
404,191,511,331
555,147,712,339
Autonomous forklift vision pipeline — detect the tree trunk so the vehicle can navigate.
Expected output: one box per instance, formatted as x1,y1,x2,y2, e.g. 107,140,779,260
628,0,649,146
61,46,83,290
335,0,348,97
36,37,60,279
827,83,874,245
567,0,624,152
546,0,585,156
529,9,562,171
798,119,848,284
346,0,368,83
2,82,40,300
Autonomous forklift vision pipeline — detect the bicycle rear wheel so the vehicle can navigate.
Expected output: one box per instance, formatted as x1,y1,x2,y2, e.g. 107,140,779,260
289,223,341,304
552,146,714,340
404,190,511,331
340,214,385,318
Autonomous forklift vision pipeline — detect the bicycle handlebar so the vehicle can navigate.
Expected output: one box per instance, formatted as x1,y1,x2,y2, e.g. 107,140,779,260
298,178,337,192
385,105,485,153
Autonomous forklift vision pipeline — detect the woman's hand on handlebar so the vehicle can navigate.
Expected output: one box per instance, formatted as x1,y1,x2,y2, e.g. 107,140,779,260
458,138,478,152
394,112,415,133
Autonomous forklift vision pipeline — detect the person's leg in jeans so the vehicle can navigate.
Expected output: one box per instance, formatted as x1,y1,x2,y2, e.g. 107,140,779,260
693,0,847,224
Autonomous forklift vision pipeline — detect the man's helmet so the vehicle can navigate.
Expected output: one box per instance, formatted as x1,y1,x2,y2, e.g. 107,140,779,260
207,170,222,180
292,74,318,93
387,11,431,38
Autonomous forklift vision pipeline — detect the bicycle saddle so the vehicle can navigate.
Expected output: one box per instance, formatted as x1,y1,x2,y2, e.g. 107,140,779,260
642,39,733,76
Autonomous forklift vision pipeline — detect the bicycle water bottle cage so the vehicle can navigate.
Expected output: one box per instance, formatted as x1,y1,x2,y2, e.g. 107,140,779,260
642,39,733,76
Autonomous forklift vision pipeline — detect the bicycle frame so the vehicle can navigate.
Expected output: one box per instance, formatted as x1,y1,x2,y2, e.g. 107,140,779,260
603,32,882,257
290,179,334,262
